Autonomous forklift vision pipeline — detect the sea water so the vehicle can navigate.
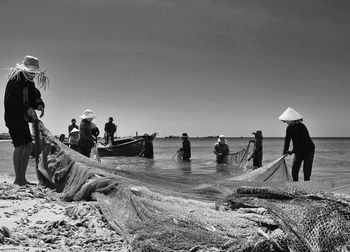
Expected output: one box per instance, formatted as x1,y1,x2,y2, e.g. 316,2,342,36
1,138,350,190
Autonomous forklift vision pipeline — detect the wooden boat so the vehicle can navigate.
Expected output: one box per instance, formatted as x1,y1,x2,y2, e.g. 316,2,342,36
97,137,145,157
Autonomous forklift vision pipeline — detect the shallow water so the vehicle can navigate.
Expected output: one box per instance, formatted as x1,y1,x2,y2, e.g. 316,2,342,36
1,138,350,192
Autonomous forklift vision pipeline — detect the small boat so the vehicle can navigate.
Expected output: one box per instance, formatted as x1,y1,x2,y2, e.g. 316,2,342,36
97,133,157,157
97,137,144,157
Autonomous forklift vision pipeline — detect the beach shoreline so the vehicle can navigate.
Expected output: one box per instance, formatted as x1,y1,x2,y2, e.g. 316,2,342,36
0,173,130,251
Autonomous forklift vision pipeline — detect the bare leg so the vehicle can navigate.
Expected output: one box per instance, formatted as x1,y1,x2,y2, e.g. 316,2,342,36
13,145,26,185
13,142,33,186
22,142,33,184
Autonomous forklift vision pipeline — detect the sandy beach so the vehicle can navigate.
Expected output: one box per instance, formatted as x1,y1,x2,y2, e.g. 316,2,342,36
0,174,130,251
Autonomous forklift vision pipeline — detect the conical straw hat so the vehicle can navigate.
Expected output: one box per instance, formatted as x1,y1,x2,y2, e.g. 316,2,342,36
69,128,79,134
278,107,303,121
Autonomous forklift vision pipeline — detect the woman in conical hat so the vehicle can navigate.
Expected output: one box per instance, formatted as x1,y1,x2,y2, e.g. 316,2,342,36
279,107,315,182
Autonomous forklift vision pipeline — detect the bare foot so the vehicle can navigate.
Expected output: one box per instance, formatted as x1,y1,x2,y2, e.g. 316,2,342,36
13,180,27,186
25,180,37,186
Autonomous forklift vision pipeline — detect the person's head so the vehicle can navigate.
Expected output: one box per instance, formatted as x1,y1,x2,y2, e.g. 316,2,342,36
109,117,113,122
81,109,96,122
71,118,76,124
59,134,65,142
252,130,263,139
278,107,303,125
285,119,302,126
218,135,226,144
8,55,50,88
69,127,79,136
143,133,151,141
181,133,189,140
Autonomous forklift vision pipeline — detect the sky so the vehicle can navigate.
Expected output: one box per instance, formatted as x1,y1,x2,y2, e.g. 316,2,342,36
0,0,349,137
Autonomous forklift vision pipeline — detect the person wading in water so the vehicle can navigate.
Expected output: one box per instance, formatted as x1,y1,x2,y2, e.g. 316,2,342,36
279,107,315,181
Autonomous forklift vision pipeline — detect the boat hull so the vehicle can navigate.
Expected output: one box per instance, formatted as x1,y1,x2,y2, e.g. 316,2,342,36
97,138,144,157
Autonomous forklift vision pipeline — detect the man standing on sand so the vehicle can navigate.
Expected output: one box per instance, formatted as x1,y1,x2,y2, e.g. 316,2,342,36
4,55,49,186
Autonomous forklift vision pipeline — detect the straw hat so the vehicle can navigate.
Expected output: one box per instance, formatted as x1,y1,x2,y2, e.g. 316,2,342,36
278,107,303,121
181,133,189,139
21,55,40,73
80,109,96,119
69,128,79,134
7,55,50,89
218,135,227,143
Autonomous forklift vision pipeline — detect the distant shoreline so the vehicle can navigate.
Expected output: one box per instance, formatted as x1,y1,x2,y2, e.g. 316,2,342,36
159,136,350,140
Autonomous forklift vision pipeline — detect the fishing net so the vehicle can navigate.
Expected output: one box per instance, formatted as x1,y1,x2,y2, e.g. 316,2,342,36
35,122,350,251
220,186,350,251
226,141,252,167
231,155,292,183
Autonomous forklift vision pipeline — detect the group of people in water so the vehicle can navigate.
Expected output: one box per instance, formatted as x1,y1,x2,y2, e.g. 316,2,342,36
4,55,315,185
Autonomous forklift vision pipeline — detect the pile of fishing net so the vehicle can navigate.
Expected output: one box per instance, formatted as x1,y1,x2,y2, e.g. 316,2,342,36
219,186,350,251
36,122,350,251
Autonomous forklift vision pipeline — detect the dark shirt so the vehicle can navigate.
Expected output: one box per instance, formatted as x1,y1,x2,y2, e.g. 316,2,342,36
78,119,94,149
104,122,116,134
141,140,154,159
92,127,100,138
214,142,230,163
283,122,315,155
251,138,263,158
182,139,191,160
4,72,44,127
68,123,79,135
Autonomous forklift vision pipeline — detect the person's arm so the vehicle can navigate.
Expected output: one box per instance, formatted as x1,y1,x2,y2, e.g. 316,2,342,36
213,144,221,156
283,127,292,155
224,145,230,156
104,123,109,134
29,85,45,118
4,79,23,121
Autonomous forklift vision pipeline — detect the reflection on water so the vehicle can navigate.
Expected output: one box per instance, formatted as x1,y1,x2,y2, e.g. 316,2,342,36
175,160,192,174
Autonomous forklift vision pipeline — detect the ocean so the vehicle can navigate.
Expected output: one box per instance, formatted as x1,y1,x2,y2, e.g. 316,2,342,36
1,138,350,193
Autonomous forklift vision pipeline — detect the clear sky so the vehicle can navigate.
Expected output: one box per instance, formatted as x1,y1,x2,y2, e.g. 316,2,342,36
1,0,349,137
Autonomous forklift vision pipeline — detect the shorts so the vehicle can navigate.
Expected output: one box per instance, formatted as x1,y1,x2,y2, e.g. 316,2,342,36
7,121,33,147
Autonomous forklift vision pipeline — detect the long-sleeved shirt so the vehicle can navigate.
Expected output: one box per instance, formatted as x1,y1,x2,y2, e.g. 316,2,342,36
78,119,94,149
283,122,315,155
182,139,191,160
214,142,230,163
4,72,44,127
